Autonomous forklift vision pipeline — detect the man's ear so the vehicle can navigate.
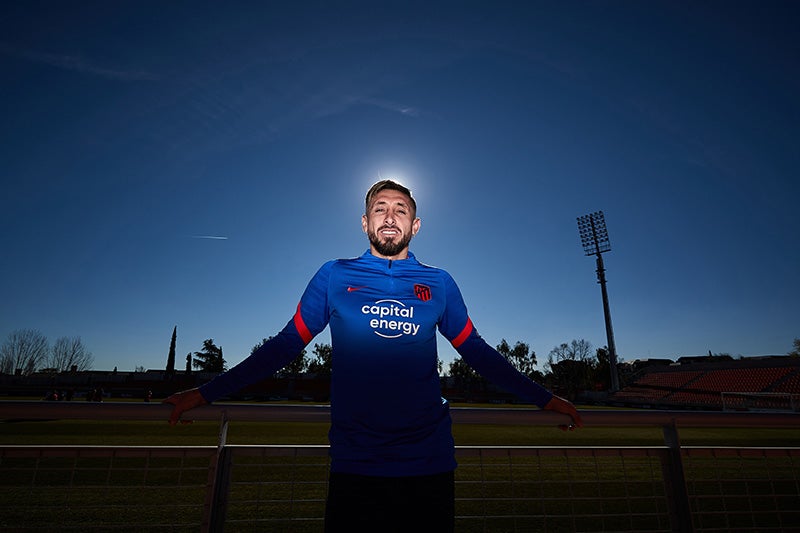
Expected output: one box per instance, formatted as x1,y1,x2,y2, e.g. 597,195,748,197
361,214,368,233
412,217,421,236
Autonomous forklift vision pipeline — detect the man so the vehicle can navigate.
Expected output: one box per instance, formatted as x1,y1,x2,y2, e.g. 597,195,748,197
165,179,582,532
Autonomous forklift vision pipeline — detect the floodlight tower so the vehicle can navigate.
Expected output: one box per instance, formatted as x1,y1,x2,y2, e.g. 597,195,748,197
577,211,620,392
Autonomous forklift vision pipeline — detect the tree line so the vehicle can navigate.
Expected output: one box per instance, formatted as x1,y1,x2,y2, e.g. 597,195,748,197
448,338,615,399
5,324,799,386
0,329,94,375
189,336,332,377
191,334,613,398
192,335,800,400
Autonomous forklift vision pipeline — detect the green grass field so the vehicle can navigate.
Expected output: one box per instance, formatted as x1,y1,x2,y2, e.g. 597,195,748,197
2,404,799,447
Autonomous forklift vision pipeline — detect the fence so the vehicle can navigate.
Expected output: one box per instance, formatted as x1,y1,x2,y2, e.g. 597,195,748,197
1,402,799,532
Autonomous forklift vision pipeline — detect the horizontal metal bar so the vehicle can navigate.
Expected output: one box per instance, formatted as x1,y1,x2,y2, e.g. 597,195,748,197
0,445,218,458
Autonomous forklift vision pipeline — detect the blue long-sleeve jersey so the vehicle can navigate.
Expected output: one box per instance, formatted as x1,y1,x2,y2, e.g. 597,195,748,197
199,250,553,476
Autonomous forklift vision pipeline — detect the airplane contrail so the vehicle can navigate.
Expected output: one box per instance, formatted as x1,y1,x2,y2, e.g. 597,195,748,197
191,235,229,240
0,43,157,81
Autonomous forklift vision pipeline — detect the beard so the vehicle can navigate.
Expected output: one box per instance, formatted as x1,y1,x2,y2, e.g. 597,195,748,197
368,226,413,257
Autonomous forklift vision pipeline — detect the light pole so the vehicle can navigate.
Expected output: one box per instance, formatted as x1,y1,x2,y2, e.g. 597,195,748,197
577,211,620,392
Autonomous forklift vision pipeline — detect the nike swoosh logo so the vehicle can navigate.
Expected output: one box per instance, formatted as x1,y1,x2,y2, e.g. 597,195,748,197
347,286,365,292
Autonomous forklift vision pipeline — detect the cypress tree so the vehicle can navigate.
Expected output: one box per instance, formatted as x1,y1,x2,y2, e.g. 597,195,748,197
166,326,177,377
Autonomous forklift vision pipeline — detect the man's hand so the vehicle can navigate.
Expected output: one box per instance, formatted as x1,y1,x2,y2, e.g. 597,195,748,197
543,395,583,431
162,388,207,425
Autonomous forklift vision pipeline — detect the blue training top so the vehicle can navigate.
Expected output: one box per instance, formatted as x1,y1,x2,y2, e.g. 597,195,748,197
199,250,553,476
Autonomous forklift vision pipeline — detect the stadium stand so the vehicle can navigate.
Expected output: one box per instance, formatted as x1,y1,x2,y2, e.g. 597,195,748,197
612,371,703,404
611,356,800,411
773,369,800,394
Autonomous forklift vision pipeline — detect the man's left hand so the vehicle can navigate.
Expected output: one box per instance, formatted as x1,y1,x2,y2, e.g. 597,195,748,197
543,395,583,431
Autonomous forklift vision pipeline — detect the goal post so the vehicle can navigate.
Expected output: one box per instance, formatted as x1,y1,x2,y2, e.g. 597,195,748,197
721,391,800,412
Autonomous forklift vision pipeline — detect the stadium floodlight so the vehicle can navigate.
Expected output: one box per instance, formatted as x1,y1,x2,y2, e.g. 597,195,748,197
577,211,611,256
576,211,620,392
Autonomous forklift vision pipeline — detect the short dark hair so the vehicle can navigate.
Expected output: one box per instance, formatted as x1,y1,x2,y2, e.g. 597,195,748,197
364,180,417,217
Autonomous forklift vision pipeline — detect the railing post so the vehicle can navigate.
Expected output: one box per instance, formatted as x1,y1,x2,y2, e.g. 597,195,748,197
661,420,694,533
203,410,233,533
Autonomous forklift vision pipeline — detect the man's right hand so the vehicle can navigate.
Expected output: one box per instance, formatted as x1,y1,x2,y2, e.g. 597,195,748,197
162,388,207,425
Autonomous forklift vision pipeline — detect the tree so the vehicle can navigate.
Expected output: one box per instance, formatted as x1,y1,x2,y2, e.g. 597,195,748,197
547,339,594,400
548,339,594,366
166,326,177,376
251,338,269,355
448,356,478,381
278,349,308,377
448,356,483,400
593,346,611,390
0,329,49,376
193,339,226,373
496,339,541,381
788,338,800,358
47,336,94,372
308,343,332,376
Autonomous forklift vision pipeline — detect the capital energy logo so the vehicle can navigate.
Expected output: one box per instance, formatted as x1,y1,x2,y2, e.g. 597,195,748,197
361,299,420,338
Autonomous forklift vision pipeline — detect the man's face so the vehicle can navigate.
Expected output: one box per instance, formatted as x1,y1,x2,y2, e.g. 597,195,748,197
362,189,421,259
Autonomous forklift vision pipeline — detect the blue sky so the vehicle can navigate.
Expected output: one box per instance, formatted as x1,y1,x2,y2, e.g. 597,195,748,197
2,1,798,373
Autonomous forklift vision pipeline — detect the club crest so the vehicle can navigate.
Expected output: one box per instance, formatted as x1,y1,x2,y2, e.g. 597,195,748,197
414,284,432,302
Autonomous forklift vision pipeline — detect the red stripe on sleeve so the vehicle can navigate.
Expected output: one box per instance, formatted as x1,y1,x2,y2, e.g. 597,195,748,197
293,302,313,345
451,317,473,348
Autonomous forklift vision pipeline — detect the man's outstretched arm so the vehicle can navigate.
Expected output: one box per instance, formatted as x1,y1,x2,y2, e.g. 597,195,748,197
163,388,207,426
448,315,583,430
161,304,320,426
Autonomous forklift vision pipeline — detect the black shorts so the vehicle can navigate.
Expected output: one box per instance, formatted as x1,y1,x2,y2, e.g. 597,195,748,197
324,470,455,533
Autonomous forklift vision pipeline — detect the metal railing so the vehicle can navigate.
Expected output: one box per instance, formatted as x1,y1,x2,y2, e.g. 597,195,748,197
1,401,799,532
